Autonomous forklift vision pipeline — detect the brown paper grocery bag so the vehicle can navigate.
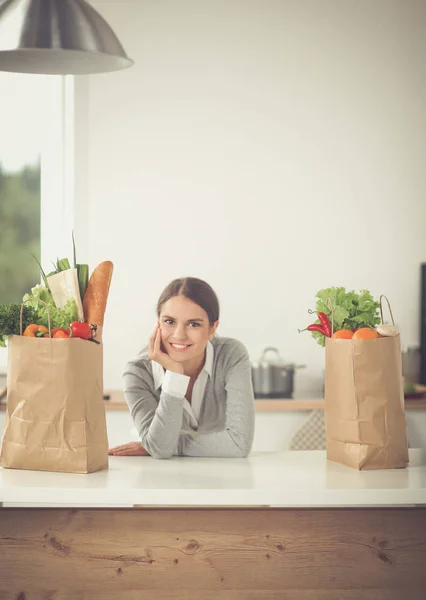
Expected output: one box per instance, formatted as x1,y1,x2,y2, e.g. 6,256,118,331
324,297,409,470
0,333,109,474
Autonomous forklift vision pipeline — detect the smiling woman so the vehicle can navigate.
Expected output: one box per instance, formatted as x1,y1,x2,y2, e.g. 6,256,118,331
109,277,255,459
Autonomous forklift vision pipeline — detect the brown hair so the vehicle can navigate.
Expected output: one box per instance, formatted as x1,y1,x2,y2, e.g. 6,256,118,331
157,277,220,325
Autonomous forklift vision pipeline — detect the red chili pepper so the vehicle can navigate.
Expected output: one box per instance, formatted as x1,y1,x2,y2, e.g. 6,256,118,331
298,323,327,335
69,322,100,344
307,324,327,334
308,310,332,337
317,312,331,337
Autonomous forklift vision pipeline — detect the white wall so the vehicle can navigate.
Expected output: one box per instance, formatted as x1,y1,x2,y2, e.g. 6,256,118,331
78,0,426,392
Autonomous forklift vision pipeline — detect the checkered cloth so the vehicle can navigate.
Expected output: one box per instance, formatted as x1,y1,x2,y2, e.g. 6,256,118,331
289,409,326,450
289,409,412,450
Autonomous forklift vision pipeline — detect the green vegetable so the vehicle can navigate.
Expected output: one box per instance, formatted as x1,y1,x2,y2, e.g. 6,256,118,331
72,230,77,267
76,264,89,301
0,304,38,347
311,287,380,347
32,234,88,303
23,283,51,305
22,284,78,330
31,253,51,292
57,258,71,272
72,231,89,300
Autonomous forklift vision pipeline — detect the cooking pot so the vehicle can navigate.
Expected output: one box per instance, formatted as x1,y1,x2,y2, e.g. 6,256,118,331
251,347,305,399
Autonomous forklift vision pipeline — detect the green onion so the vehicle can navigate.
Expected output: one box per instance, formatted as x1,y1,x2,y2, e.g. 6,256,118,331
72,230,77,268
57,258,71,272
77,264,89,301
31,254,51,291
72,231,88,300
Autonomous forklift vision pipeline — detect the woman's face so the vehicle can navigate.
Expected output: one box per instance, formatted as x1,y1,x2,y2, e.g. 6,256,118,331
159,295,218,364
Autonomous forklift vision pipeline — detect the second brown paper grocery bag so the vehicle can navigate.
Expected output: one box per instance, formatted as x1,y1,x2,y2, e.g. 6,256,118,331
324,330,409,470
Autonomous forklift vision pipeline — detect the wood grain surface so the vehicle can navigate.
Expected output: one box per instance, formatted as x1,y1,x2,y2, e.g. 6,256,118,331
0,507,426,599
0,592,423,600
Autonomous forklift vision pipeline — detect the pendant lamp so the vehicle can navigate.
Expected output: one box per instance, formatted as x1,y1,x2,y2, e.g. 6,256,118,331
0,0,133,75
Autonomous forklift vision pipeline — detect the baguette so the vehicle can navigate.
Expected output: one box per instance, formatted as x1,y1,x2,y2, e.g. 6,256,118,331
83,261,114,326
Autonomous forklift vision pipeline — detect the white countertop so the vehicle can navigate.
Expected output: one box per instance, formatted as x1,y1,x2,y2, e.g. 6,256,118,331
1,449,426,508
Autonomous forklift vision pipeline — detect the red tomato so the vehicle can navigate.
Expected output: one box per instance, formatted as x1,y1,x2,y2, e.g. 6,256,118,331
51,328,69,337
52,330,70,339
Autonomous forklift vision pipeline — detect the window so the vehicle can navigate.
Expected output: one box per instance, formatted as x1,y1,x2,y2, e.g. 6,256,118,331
0,73,71,371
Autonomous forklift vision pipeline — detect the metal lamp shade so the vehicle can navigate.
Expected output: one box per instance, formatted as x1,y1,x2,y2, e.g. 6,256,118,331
0,0,133,75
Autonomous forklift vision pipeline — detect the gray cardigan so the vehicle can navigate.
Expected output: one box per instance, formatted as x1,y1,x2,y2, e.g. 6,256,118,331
123,336,255,459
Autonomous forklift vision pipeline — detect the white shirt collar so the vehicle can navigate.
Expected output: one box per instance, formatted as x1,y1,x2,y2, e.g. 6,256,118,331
152,340,214,390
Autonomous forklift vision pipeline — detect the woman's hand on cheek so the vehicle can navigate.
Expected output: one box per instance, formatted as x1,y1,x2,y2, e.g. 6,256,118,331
148,325,184,375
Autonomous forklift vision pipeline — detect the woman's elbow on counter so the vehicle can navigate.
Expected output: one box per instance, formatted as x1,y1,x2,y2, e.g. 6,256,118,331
231,429,254,458
141,437,174,460
235,444,252,458
229,436,253,458
150,449,173,460
145,443,173,460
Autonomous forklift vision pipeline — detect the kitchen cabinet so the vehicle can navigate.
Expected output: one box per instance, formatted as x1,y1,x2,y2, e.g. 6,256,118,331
1,450,425,598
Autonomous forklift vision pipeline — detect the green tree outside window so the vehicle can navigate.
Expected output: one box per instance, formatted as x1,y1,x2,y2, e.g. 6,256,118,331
0,162,41,304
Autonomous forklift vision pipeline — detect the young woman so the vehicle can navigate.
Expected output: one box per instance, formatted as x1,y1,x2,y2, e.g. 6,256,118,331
108,277,255,459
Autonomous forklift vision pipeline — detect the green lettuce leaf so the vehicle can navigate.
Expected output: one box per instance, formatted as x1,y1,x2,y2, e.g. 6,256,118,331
312,287,380,347
23,284,78,331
